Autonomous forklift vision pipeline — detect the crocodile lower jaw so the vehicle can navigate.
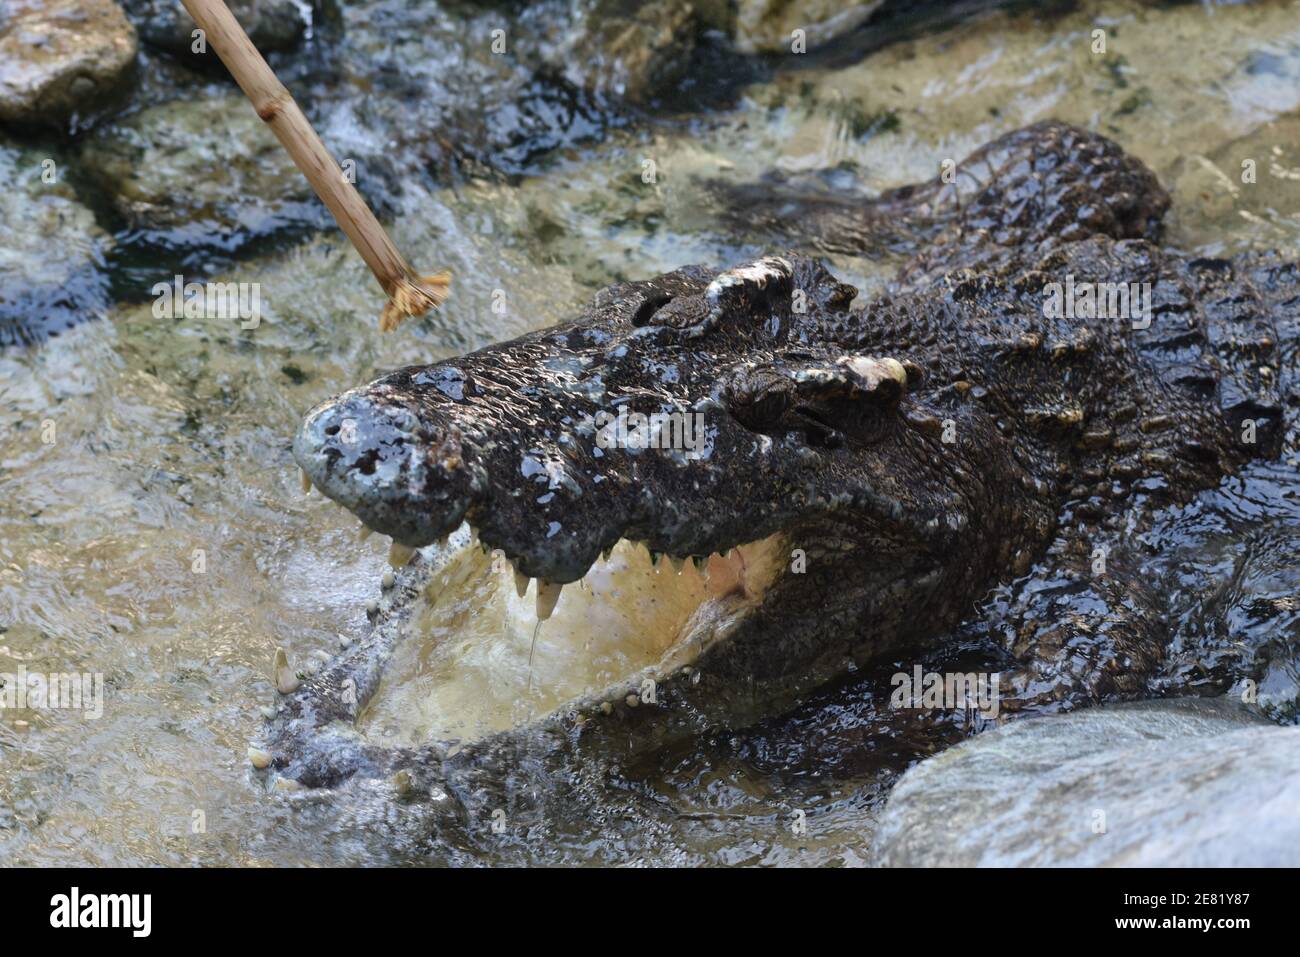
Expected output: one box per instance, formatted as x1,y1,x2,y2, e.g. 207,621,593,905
358,527,786,746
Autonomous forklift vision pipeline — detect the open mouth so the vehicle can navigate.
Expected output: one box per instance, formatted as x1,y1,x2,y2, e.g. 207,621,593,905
289,360,809,749
358,525,785,746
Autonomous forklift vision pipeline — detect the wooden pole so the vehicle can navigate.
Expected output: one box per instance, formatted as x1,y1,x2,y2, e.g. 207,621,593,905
180,0,448,331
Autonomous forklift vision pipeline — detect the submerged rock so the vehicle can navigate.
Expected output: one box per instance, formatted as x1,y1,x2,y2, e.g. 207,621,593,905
0,0,138,128
733,0,883,54
875,698,1300,866
0,140,112,346
120,0,307,56
80,92,326,252
1167,114,1300,254
550,0,699,104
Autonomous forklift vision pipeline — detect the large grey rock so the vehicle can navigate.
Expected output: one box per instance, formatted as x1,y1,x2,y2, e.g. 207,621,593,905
551,0,699,104
119,0,306,55
875,698,1300,867
0,140,112,345
80,92,324,251
0,0,138,127
316,0,687,174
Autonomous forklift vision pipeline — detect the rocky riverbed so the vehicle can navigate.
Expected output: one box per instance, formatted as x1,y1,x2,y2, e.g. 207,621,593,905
1,0,1298,865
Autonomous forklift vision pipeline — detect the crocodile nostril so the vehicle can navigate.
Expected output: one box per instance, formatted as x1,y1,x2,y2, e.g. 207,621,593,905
355,449,380,476
631,292,674,327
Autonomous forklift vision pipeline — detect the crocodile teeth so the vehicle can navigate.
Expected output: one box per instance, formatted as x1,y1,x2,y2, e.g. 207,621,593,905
388,542,415,568
300,469,312,494
514,568,531,598
670,556,685,574
536,580,563,621
358,524,374,543
274,648,300,694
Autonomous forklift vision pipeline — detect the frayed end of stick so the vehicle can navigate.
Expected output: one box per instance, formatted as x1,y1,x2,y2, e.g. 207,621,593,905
379,271,451,332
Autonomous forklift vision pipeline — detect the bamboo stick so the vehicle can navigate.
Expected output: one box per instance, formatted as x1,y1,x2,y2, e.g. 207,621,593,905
180,0,448,331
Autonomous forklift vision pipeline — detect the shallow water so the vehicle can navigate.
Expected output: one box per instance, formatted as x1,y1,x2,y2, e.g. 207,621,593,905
3,0,1300,865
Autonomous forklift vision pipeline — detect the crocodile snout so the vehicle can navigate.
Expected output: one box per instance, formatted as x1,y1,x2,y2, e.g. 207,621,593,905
293,389,480,547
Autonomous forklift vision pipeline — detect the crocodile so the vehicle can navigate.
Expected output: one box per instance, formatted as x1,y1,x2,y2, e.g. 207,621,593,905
267,121,1298,836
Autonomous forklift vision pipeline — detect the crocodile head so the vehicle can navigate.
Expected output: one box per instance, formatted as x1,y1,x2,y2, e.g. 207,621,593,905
292,255,1049,740
296,257,934,571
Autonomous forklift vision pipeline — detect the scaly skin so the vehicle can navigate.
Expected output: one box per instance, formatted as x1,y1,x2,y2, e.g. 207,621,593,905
269,122,1294,829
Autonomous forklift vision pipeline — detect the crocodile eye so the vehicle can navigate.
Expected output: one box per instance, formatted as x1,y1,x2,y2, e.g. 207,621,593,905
720,354,910,449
